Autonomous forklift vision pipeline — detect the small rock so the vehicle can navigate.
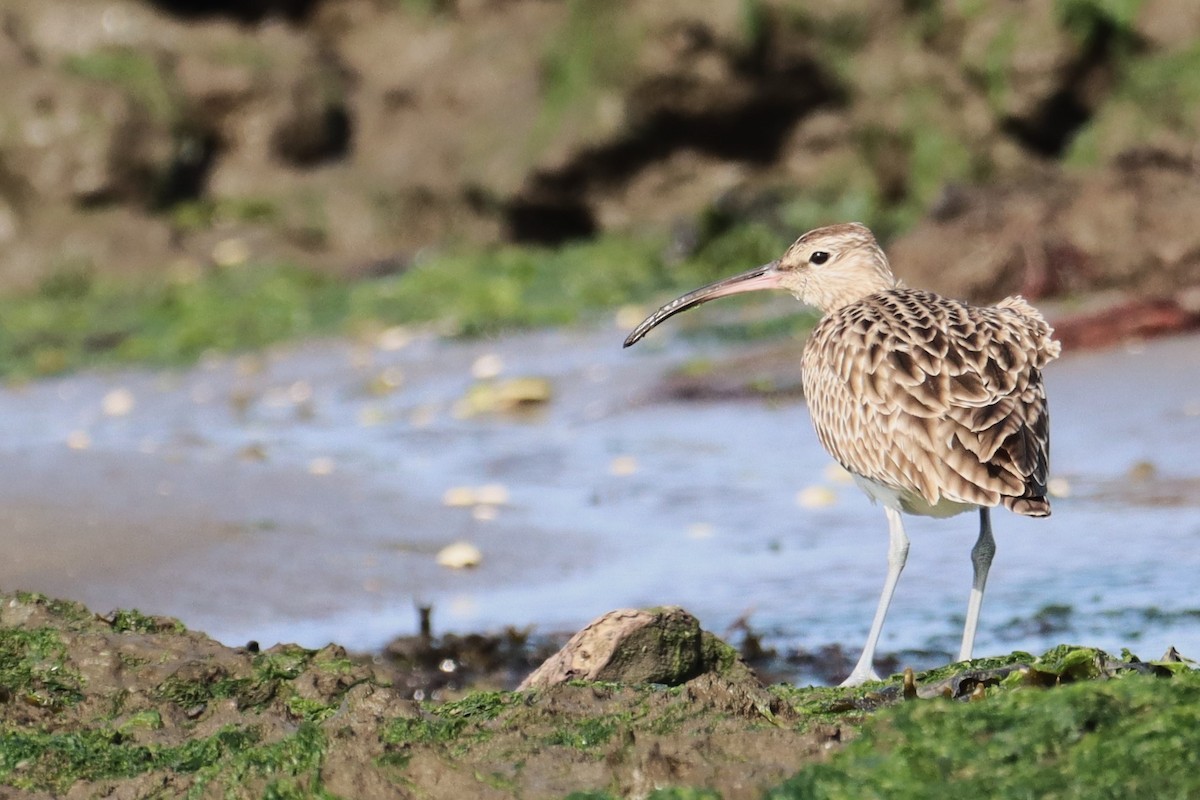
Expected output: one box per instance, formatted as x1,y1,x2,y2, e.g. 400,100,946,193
235,355,265,377
212,237,250,268
436,542,482,569
288,381,313,404
365,366,405,396
308,457,335,476
66,430,91,451
101,387,135,417
471,353,504,380
1128,461,1157,482
796,485,837,509
519,606,749,690
1047,477,1071,498
409,406,436,428
376,326,412,352
471,505,498,522
358,406,386,427
442,487,477,507
455,377,552,417
238,444,269,462
615,304,648,330
474,484,509,505
823,463,854,484
609,455,638,476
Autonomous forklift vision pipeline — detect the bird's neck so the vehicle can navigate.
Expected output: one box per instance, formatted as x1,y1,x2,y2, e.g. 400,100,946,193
808,265,899,314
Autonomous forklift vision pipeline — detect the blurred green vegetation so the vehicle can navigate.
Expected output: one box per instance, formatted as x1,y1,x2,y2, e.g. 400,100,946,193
1067,40,1200,165
0,219,810,380
395,0,454,15
530,0,640,156
168,198,281,233
0,261,348,379
62,47,180,124
0,159,965,381
1056,0,1143,42
11,0,1196,383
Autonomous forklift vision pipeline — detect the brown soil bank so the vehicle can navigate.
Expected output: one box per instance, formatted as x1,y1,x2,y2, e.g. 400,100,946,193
3,592,1198,799
0,596,839,798
1,0,1198,307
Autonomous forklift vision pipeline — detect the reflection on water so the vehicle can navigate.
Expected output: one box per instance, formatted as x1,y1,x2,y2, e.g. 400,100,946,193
2,326,1199,674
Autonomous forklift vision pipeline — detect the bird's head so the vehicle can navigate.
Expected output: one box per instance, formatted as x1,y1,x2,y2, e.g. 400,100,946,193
623,222,897,348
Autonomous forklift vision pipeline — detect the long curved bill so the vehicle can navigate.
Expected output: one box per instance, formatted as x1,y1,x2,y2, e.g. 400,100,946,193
623,260,782,347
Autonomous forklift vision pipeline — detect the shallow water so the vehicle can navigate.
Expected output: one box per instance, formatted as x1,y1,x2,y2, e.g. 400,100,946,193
3,323,1199,679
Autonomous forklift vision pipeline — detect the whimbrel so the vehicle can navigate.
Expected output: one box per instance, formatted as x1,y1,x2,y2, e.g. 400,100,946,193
624,222,1061,686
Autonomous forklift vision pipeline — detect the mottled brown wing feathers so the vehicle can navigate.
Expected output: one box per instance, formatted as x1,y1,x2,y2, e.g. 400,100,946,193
803,289,1061,515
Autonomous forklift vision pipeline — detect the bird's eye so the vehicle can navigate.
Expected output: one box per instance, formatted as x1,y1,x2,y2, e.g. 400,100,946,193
810,251,830,265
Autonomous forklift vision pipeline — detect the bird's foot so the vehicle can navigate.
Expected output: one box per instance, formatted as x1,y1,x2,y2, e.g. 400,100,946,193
839,667,882,687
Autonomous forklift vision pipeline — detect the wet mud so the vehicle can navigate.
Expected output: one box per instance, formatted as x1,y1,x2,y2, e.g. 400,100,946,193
3,324,1200,679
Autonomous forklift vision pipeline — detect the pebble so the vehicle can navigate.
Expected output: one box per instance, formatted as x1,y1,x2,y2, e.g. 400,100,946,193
609,455,638,476
377,326,412,352
475,484,510,505
823,463,854,484
235,355,264,377
357,406,386,427
455,377,552,417
796,485,837,509
211,237,250,267
66,430,91,451
101,388,135,417
1127,461,1157,482
443,484,509,510
472,505,498,522
409,405,436,428
308,457,335,476
1048,477,1071,498
615,305,647,331
288,381,313,404
436,542,483,569
239,444,268,462
442,487,477,507
366,366,404,396
471,353,504,380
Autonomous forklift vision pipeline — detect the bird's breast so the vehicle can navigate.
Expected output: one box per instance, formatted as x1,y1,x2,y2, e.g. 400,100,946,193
852,474,977,518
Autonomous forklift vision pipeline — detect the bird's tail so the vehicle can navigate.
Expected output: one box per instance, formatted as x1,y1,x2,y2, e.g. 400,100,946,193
997,295,1062,365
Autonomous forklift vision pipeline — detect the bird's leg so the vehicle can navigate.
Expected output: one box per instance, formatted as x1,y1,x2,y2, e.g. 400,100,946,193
841,506,909,686
958,507,995,662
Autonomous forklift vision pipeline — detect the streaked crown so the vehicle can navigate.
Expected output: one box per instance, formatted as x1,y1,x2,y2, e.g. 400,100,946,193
775,222,898,313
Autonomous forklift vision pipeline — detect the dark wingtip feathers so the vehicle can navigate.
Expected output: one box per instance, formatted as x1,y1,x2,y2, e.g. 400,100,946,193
1004,496,1051,517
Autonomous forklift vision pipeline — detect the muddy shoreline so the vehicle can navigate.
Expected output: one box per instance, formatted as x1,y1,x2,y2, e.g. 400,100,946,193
2,591,1197,799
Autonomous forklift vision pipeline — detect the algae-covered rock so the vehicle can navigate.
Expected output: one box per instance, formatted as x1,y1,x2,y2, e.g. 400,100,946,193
519,606,753,690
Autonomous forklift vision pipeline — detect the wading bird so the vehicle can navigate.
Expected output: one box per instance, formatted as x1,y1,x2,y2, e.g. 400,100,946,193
624,222,1060,685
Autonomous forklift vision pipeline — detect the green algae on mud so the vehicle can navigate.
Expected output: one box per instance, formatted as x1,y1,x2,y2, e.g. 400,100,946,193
768,667,1200,799
0,222,810,381
0,231,688,379
559,650,1200,800
0,592,375,796
2,591,1198,799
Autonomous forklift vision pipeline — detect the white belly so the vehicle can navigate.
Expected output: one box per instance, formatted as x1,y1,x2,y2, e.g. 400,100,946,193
852,474,977,518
